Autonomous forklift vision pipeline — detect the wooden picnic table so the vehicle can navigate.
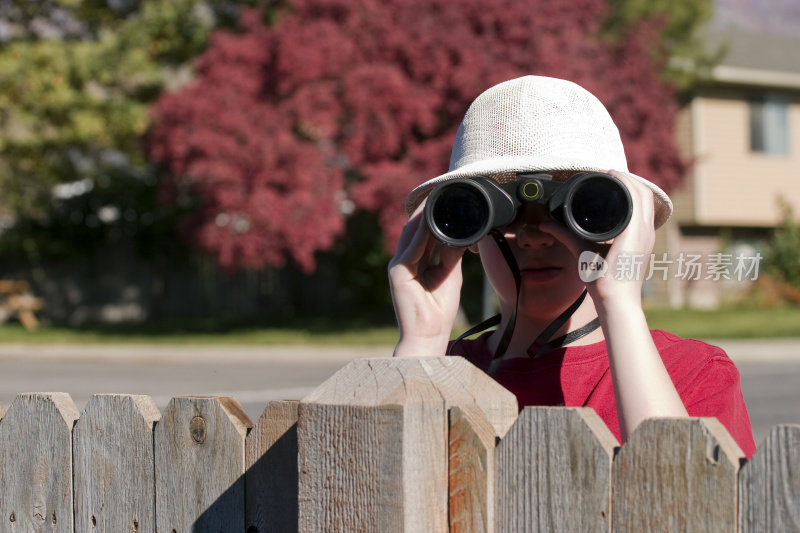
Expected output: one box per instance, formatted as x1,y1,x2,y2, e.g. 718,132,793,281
0,280,42,330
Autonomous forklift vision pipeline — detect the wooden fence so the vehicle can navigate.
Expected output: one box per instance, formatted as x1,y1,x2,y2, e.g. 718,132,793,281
0,356,797,532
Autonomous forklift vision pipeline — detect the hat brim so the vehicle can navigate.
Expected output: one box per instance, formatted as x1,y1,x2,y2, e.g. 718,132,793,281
405,156,673,229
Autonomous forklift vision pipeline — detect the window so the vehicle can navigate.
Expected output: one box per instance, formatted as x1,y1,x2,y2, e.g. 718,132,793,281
749,93,790,155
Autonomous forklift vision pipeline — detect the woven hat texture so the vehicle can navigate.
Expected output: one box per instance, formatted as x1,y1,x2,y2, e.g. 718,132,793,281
405,75,673,228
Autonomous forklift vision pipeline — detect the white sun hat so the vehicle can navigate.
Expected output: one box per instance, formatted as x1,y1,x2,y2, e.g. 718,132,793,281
405,75,673,228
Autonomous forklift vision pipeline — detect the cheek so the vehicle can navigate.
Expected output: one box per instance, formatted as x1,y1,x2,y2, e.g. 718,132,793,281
477,241,517,302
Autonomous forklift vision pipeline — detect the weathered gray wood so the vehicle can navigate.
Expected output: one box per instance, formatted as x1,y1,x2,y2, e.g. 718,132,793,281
449,405,498,533
154,396,253,533
245,399,299,533
298,356,518,533
739,424,800,532
0,392,79,533
303,357,518,436
299,402,407,532
73,394,160,533
612,417,743,533
494,407,617,533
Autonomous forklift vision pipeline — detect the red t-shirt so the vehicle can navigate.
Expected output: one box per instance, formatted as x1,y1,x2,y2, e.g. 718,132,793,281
448,329,757,458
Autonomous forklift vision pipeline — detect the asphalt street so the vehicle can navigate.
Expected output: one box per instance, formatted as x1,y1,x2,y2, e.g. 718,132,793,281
0,340,797,448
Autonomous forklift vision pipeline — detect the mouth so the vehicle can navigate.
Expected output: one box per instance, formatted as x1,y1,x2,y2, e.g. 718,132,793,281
520,265,563,283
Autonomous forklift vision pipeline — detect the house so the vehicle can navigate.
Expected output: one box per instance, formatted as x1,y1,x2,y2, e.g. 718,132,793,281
650,4,800,308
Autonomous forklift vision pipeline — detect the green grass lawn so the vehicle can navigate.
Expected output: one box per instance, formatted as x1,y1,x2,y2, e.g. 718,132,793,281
0,306,798,345
644,306,800,340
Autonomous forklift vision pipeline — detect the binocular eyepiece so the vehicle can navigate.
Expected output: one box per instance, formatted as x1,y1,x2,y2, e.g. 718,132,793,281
424,172,633,246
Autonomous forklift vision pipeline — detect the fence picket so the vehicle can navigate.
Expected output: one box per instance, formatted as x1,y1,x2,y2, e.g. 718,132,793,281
0,358,796,532
739,424,800,532
449,405,498,533
73,394,160,533
612,417,743,532
0,392,79,533
246,399,300,533
298,356,518,533
494,407,617,533
154,396,253,533
299,402,408,532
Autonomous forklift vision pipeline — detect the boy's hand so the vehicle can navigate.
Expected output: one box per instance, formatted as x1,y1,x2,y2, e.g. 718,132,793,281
541,170,688,441
389,202,466,357
539,169,655,309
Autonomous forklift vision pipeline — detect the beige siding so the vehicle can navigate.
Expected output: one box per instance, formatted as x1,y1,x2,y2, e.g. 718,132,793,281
691,90,800,226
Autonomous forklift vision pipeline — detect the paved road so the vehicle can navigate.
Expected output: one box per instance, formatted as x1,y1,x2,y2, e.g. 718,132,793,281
0,340,797,447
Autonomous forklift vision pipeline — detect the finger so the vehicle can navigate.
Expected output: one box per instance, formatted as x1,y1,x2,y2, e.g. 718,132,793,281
606,169,655,224
395,206,426,255
602,169,656,255
399,218,432,267
438,242,466,269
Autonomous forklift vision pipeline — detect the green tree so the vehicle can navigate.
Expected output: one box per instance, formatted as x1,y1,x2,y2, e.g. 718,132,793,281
602,0,723,92
767,201,800,291
0,0,249,256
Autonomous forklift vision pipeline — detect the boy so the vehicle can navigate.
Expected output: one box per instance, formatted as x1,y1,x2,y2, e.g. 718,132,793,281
389,75,756,456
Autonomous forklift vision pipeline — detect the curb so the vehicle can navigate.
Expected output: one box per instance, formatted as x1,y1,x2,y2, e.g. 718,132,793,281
0,339,797,365
711,338,800,365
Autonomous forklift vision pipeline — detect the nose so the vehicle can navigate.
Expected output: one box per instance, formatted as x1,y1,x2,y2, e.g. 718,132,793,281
503,205,555,249
513,222,555,248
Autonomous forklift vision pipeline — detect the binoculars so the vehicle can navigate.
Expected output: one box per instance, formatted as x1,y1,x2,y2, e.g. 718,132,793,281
424,172,633,246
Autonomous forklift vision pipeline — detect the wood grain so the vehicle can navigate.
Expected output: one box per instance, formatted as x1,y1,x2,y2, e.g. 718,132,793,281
154,396,252,533
73,394,160,533
298,357,518,533
449,405,498,533
494,407,617,533
612,417,743,533
302,357,518,436
246,399,300,533
739,424,800,532
0,392,79,533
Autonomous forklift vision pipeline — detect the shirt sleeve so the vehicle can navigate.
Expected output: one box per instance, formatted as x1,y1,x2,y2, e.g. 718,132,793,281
680,354,757,458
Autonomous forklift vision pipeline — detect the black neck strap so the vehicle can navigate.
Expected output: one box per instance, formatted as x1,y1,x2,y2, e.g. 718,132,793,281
486,230,520,361
452,230,601,375
529,316,601,359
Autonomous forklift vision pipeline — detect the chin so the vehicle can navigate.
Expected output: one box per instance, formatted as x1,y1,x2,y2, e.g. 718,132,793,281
519,287,586,317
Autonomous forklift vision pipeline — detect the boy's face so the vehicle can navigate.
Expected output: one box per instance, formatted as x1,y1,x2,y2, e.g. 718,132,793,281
473,202,587,320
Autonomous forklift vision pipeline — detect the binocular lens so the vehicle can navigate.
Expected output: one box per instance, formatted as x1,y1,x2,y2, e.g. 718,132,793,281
569,177,629,236
424,172,632,246
429,183,489,242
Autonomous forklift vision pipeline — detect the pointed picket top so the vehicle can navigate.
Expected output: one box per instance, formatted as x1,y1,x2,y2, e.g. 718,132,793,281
81,392,160,426
299,357,518,532
303,356,518,436
739,424,800,532
494,407,617,533
0,392,79,533
73,394,161,533
613,417,744,532
155,396,253,533
0,391,79,428
11,392,80,426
